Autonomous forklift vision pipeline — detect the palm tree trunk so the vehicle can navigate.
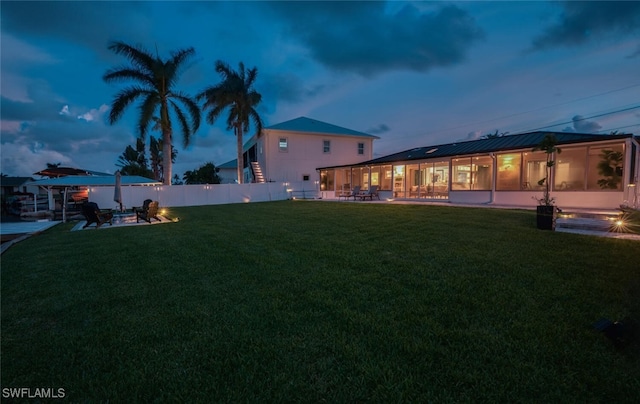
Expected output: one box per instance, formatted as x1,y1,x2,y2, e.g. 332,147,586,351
236,124,244,184
163,130,172,185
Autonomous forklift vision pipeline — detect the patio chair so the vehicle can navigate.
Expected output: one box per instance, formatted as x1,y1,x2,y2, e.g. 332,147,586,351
81,202,113,229
358,185,380,201
343,186,361,201
135,199,161,223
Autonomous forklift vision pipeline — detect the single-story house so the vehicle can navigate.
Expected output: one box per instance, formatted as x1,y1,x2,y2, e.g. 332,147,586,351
318,131,640,210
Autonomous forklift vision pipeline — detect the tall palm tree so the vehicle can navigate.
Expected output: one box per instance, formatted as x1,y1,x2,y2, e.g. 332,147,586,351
103,41,200,185
198,61,263,184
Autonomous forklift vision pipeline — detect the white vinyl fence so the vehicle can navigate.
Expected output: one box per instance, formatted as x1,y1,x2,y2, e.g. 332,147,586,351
85,182,303,211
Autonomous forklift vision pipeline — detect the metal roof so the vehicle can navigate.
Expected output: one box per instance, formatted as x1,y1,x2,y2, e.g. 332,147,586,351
25,175,161,187
265,116,379,139
318,131,634,169
218,159,237,169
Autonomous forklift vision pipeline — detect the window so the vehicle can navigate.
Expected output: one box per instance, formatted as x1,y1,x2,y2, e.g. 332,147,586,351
452,158,471,190
358,143,364,155
407,163,421,197
496,153,522,190
587,144,624,190
555,147,586,191
522,151,546,190
279,137,288,152
380,165,392,190
393,165,405,196
303,174,310,181
352,167,363,189
472,156,493,190
323,140,331,153
320,170,334,191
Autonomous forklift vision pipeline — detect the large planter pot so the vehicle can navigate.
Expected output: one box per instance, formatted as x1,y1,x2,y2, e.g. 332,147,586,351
536,205,556,230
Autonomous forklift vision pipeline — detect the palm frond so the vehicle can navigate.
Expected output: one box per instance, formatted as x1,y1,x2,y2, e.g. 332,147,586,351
103,67,156,88
205,105,225,126
214,60,234,80
137,93,161,139
107,41,156,73
108,86,149,124
170,100,192,148
245,66,258,87
170,91,201,133
168,48,196,85
248,109,264,137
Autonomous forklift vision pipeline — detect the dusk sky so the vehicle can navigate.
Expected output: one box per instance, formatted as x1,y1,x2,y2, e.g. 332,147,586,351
2,1,639,178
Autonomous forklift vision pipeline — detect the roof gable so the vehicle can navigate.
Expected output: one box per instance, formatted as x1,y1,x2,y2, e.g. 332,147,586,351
265,117,379,139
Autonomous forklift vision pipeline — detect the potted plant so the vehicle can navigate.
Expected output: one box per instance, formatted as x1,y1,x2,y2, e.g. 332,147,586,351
532,134,561,230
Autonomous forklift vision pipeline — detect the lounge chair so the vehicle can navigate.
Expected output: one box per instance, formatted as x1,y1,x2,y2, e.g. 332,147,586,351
358,185,380,201
135,199,161,223
338,186,360,201
81,202,113,229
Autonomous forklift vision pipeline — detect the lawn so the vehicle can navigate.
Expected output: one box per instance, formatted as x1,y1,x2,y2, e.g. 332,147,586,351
2,201,639,402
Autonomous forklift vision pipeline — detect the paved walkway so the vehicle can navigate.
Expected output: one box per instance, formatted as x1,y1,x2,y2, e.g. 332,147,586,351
1,220,62,254
1,220,61,236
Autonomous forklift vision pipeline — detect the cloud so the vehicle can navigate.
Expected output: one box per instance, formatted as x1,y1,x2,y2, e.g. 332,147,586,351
0,142,73,176
562,115,602,133
463,131,482,141
627,44,640,59
77,104,109,122
531,1,640,51
261,73,313,103
367,124,391,135
268,2,484,76
0,2,151,57
59,105,71,116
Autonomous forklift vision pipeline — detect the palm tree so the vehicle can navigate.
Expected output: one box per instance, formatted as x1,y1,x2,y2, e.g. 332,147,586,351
103,41,201,185
198,61,263,184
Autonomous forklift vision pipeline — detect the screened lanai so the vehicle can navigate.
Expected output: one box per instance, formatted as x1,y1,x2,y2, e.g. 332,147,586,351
318,131,640,210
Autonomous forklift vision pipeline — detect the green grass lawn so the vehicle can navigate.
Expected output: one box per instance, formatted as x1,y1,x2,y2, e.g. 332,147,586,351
2,201,639,402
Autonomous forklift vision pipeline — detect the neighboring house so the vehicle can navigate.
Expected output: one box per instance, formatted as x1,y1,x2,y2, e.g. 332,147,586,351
1,176,36,198
241,117,379,189
1,176,38,215
318,132,640,210
217,159,239,184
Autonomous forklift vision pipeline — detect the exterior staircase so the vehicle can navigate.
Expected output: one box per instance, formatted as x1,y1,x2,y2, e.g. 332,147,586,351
250,161,266,183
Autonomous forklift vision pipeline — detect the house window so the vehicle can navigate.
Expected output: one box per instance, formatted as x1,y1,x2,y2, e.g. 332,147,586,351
452,158,472,190
522,151,547,190
587,144,624,191
496,153,522,191
303,174,310,181
358,143,364,155
323,140,331,153
555,147,586,191
279,137,288,152
472,156,493,190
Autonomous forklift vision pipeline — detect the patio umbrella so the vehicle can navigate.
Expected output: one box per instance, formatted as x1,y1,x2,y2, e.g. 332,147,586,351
114,170,123,211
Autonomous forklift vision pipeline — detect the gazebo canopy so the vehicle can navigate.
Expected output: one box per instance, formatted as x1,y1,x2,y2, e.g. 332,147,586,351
33,166,112,178
25,175,161,187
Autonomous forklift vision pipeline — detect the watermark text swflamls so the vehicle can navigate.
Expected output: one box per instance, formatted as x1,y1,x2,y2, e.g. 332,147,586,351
2,387,66,399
